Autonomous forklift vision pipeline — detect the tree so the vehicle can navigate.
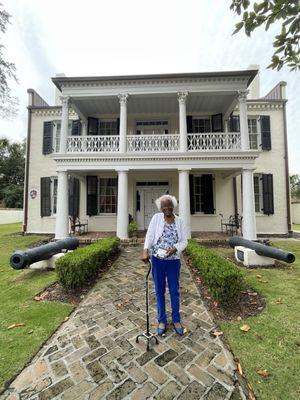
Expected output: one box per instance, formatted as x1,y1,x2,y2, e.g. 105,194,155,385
0,3,18,118
230,0,300,71
0,138,25,208
290,174,300,198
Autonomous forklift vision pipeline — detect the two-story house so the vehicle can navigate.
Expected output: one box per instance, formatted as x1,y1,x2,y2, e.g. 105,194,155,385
23,68,292,240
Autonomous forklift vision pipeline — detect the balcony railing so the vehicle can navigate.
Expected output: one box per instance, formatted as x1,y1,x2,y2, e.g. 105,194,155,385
66,132,242,153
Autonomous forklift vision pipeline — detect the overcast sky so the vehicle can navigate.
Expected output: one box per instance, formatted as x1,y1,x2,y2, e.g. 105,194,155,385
1,0,299,173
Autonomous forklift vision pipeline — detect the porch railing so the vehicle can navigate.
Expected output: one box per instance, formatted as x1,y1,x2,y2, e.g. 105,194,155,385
187,133,241,151
66,132,241,153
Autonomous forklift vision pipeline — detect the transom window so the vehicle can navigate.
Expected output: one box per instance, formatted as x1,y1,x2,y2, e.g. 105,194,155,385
99,120,118,136
98,178,118,214
254,174,263,213
136,120,168,135
192,118,211,133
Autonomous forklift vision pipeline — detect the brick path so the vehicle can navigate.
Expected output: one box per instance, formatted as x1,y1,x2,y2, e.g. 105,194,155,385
2,246,245,400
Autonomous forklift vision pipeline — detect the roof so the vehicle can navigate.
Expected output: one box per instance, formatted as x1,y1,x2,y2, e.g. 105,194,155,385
52,69,258,91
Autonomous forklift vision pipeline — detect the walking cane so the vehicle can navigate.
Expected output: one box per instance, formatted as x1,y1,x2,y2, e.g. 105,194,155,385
136,258,159,351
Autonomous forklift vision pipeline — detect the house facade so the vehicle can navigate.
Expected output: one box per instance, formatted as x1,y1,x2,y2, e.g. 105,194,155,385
23,69,292,240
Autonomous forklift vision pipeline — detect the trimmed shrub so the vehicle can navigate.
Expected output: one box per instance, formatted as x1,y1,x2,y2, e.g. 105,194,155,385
128,221,138,237
186,239,244,304
56,237,120,289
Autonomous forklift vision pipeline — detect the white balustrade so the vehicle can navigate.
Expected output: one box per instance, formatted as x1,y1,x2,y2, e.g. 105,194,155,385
127,134,180,152
187,132,241,151
67,136,120,153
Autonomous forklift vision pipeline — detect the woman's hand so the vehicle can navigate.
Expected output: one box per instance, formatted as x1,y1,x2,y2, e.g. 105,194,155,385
141,249,150,263
165,247,177,258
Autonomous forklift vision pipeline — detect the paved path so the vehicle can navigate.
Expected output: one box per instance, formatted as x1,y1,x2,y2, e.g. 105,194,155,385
2,246,245,400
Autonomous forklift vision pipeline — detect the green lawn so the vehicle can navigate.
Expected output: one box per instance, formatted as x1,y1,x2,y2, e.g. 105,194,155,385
213,241,300,400
293,224,300,231
0,223,73,393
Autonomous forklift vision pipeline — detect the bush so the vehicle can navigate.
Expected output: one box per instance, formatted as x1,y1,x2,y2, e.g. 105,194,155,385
56,237,120,289
186,240,244,304
128,221,138,237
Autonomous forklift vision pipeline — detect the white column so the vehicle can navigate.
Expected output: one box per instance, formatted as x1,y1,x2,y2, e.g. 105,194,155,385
177,91,188,152
59,96,70,153
178,169,191,239
242,169,257,240
118,94,129,153
238,90,249,150
116,169,128,239
81,120,88,136
55,171,70,239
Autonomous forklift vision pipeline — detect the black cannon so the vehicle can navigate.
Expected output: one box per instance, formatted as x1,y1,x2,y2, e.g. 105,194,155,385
10,237,79,270
229,236,295,263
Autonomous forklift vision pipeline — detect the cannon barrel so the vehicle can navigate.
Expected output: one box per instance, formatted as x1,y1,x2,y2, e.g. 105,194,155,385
10,237,79,270
229,236,295,263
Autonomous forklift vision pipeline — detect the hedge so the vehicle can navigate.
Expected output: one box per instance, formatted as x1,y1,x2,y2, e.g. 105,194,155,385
186,240,244,304
55,237,120,289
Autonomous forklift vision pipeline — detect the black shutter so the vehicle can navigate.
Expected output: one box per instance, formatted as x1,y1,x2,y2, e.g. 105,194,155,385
71,120,82,136
42,121,53,154
88,117,98,135
69,177,80,218
229,115,240,132
211,113,223,132
202,174,214,214
40,177,51,217
186,116,193,133
189,174,195,215
86,176,98,216
262,174,274,215
260,115,271,150
117,118,120,134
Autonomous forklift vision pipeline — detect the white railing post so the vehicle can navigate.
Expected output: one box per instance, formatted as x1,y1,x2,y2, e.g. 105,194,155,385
118,94,128,153
177,91,188,152
59,96,70,153
238,90,250,150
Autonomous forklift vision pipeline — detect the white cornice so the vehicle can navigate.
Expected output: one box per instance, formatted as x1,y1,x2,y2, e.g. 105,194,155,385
235,102,284,111
31,109,77,117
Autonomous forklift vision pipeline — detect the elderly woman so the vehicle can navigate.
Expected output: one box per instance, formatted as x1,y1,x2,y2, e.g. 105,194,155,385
141,194,188,336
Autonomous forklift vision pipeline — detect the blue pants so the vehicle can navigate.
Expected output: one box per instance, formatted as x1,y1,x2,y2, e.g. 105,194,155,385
151,256,181,324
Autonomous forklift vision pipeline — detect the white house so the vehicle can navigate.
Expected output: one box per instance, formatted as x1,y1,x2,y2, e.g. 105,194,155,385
23,68,292,240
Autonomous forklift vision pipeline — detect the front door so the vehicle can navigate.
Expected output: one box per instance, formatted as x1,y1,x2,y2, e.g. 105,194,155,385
136,184,169,229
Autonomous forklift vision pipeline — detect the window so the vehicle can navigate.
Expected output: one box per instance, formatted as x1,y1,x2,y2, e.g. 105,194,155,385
99,120,118,135
248,117,260,150
136,120,168,135
98,178,118,214
194,176,205,212
254,174,263,213
192,118,211,133
53,121,72,152
51,177,58,215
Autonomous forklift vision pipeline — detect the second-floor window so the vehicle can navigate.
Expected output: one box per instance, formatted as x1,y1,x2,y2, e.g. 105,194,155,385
99,120,118,135
53,121,72,152
192,118,211,133
248,118,260,150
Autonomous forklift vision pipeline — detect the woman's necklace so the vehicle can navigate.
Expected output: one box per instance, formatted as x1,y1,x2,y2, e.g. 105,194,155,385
164,214,175,225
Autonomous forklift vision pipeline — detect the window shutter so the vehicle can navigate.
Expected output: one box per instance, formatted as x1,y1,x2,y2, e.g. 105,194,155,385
87,117,98,135
69,177,80,218
40,177,51,217
117,118,120,135
211,113,223,132
186,116,193,133
42,121,53,154
71,120,82,136
229,115,240,132
262,174,274,215
260,115,271,150
86,176,98,216
202,174,214,214
189,174,195,215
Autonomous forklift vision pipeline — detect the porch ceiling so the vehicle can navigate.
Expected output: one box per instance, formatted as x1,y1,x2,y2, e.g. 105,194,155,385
72,92,237,117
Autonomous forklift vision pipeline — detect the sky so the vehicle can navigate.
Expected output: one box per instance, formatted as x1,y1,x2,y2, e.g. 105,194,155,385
1,0,299,174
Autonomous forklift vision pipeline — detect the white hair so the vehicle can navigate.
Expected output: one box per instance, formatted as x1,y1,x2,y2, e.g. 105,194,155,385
155,194,178,211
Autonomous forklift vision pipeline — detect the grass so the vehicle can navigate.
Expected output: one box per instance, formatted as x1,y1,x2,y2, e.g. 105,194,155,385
0,223,73,393
293,224,300,231
212,241,300,400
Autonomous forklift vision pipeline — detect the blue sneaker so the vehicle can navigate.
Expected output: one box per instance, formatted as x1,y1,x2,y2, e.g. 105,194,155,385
157,323,166,335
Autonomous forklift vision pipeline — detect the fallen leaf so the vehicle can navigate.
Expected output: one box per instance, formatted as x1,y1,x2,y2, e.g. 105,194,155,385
212,331,223,337
80,295,84,299
8,323,26,330
249,391,256,400
183,327,188,334
64,317,69,322
257,369,270,376
27,330,34,334
261,280,268,283
237,362,243,376
240,324,251,332
275,298,283,304
237,316,242,321
256,274,262,278
247,382,253,391
250,301,257,305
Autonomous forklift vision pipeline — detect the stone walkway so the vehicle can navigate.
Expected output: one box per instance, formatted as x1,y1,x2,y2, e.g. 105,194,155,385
2,246,245,400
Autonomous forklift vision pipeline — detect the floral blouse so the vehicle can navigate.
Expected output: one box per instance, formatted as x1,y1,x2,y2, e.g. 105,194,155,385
151,222,180,260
